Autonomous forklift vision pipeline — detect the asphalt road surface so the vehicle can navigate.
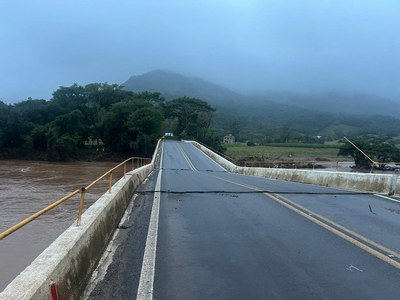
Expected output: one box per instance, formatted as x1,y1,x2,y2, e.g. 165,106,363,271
86,140,400,300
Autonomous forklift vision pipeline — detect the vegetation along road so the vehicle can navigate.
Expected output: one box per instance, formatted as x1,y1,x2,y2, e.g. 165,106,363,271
86,140,400,299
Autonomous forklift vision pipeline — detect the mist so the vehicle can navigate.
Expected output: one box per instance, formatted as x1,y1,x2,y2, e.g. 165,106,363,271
1,0,400,103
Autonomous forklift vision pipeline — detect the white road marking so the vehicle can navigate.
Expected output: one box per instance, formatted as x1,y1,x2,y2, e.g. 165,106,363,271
204,172,400,267
177,143,197,171
374,193,400,204
347,265,363,272
136,143,163,300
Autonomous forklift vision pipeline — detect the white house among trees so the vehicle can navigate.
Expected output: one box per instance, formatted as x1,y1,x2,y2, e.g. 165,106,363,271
223,134,235,143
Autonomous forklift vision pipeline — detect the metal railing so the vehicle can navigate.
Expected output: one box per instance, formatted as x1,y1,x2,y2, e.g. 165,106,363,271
0,157,151,240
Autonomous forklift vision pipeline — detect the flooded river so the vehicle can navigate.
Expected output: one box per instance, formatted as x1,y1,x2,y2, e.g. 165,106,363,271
0,160,124,292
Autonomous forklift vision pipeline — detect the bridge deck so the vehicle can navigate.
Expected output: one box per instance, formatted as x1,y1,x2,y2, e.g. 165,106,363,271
86,140,400,299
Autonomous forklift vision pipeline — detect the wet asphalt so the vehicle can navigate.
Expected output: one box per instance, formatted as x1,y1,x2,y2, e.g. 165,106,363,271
87,140,400,299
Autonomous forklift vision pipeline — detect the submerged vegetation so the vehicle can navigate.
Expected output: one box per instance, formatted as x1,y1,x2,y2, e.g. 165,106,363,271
338,136,400,168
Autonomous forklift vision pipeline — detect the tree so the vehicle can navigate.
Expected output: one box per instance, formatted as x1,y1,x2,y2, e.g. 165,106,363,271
134,91,165,107
52,84,86,111
1,110,33,149
338,136,400,169
0,83,224,159
26,125,48,152
229,120,241,140
85,83,134,109
164,97,215,138
370,140,400,166
127,107,164,155
164,97,225,151
11,99,65,125
98,99,153,153
0,101,9,149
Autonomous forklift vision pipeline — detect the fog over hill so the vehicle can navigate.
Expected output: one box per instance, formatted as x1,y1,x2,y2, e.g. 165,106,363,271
249,91,400,118
122,70,400,141
123,70,400,118
123,70,243,105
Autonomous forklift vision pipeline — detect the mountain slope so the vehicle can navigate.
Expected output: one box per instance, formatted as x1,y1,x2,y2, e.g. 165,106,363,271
123,70,400,117
122,70,400,140
122,70,243,105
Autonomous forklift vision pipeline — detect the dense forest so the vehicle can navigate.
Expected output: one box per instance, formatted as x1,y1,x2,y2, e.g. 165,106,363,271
0,83,222,161
2,75,400,162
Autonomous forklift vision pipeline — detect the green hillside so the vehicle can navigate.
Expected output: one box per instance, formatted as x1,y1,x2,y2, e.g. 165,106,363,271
123,71,400,142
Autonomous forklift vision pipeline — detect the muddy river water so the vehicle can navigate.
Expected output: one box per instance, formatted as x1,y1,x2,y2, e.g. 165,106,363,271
0,160,124,291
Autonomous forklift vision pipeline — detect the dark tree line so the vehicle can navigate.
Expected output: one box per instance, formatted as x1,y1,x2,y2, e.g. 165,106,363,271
0,83,222,161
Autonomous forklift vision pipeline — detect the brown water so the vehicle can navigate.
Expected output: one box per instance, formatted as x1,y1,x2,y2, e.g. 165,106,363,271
0,160,124,292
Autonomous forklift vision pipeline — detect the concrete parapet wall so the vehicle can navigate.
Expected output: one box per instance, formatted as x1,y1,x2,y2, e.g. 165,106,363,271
191,141,400,196
235,167,395,195
394,175,400,196
190,140,237,172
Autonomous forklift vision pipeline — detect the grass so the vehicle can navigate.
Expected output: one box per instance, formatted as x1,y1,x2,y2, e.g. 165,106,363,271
224,143,342,160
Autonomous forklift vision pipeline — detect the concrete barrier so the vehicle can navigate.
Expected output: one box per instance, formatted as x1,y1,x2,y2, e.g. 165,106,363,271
191,141,400,197
0,140,162,300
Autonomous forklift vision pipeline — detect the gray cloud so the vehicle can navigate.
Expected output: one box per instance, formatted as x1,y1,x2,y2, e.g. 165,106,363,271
1,0,399,102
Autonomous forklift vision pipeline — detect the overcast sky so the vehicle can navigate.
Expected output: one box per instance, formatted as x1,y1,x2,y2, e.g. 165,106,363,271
1,0,399,103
